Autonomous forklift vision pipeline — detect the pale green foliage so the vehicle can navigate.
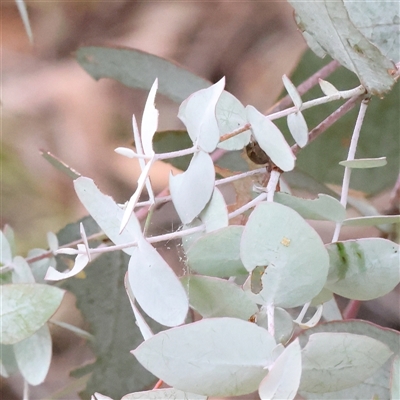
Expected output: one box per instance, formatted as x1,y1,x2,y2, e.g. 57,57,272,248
3,2,400,399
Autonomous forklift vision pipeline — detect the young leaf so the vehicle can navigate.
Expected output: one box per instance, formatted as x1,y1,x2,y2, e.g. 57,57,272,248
318,79,340,96
13,324,51,385
1,283,64,345
128,238,188,327
121,388,206,399
180,275,258,320
74,177,142,255
169,151,215,224
325,238,400,300
76,46,211,103
241,202,329,308
132,318,276,397
287,111,308,148
246,105,296,172
45,244,89,281
141,79,159,156
282,74,302,109
258,339,302,400
178,78,225,153
274,192,346,223
47,231,59,252
300,332,393,393
216,90,251,150
288,0,396,95
339,157,387,168
186,226,247,277
0,230,12,266
198,187,228,232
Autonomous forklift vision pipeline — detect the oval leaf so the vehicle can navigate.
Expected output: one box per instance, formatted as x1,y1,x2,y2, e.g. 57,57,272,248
339,157,387,169
287,111,308,148
241,202,329,308
274,192,346,223
74,177,142,255
300,332,393,393
76,46,211,103
180,275,258,320
198,187,228,232
13,324,51,385
258,339,302,400
1,283,65,345
282,74,302,109
246,105,295,171
178,78,225,153
169,151,215,224
186,226,247,277
216,91,251,150
128,238,188,327
132,318,276,397
319,79,340,96
325,238,400,300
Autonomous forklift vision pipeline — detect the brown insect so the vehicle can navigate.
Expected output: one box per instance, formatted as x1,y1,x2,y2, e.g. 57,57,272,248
245,140,271,165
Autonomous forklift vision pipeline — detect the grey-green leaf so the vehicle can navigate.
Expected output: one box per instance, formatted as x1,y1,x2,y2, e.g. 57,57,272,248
76,46,210,103
180,275,258,320
325,238,400,300
339,157,387,169
132,318,275,397
1,283,65,345
300,332,393,393
186,226,247,278
241,202,329,308
288,0,396,95
274,192,346,223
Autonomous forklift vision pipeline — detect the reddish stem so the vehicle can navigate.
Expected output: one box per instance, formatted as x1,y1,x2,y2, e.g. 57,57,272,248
153,379,164,390
343,299,362,319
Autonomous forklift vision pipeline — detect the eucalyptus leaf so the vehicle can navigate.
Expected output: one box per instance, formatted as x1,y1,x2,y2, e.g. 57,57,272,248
74,177,142,255
289,0,396,95
15,0,33,43
339,157,387,169
186,226,247,277
128,238,188,327
178,78,224,153
132,318,276,397
325,238,400,300
169,151,215,224
216,90,251,150
13,324,51,385
319,79,340,96
274,192,346,222
0,231,12,266
282,74,302,109
258,339,302,400
241,202,329,308
198,187,228,232
122,388,207,400
287,111,308,148
1,283,65,345
12,256,35,283
298,320,400,399
180,275,258,320
27,249,56,283
141,79,159,156
246,105,295,171
342,215,400,227
391,356,400,400
76,46,210,103
300,332,393,393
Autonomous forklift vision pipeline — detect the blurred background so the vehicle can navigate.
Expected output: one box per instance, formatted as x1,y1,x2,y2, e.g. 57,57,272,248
2,1,398,399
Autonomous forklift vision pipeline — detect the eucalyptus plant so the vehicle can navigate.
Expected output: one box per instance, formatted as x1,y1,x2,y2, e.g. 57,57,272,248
1,1,400,399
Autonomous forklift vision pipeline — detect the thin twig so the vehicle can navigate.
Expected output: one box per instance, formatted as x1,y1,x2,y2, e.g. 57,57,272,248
332,99,370,242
